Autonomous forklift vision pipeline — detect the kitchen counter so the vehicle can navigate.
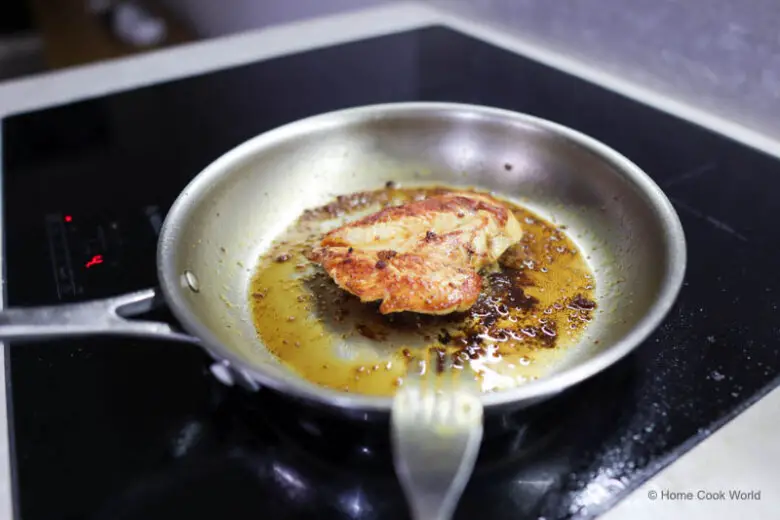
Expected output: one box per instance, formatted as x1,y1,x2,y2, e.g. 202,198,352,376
426,0,780,146
0,3,777,519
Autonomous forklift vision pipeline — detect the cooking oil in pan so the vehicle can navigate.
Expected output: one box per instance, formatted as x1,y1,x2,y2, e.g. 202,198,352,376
248,186,597,396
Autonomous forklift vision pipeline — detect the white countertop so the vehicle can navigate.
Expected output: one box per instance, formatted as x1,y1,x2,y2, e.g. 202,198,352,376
0,2,777,519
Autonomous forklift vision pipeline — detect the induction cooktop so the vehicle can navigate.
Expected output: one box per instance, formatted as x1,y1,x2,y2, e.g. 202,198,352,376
3,26,780,520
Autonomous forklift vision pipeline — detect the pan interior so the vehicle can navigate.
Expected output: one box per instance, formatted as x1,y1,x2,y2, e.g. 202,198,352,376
159,104,681,407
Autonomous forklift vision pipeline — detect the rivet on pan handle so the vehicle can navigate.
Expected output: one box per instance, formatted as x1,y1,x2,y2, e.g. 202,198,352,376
208,360,260,392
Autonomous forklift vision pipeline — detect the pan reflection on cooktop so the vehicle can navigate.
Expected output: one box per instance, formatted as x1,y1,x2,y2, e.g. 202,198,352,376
89,358,637,520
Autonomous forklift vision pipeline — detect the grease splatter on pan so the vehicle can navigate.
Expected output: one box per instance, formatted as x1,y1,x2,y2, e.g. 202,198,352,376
249,186,596,396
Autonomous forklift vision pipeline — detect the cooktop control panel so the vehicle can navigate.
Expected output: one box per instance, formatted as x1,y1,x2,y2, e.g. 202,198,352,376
44,206,163,301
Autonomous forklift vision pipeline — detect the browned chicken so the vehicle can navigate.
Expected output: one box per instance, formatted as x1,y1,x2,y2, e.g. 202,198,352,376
307,192,523,314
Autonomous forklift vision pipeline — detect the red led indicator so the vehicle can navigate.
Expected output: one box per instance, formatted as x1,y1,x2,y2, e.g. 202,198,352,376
64,215,73,222
85,254,103,268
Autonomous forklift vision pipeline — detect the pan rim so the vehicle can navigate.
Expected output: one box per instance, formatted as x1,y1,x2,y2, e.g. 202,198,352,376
157,101,687,412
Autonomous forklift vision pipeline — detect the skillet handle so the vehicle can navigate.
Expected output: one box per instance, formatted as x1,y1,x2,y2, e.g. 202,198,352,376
0,288,199,344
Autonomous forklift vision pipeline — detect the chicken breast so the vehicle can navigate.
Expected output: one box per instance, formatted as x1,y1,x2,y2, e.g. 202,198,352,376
307,192,523,314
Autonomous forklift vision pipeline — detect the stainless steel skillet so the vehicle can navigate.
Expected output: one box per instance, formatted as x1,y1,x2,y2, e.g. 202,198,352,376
0,102,686,419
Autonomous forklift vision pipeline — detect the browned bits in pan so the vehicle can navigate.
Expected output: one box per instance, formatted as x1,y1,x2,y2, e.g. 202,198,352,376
356,324,386,341
429,346,447,373
568,294,596,311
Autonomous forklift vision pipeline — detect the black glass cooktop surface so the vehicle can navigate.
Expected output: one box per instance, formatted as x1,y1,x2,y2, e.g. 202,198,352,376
3,26,780,520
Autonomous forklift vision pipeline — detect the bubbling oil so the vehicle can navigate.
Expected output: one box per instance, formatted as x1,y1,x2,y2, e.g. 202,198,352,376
249,186,597,396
